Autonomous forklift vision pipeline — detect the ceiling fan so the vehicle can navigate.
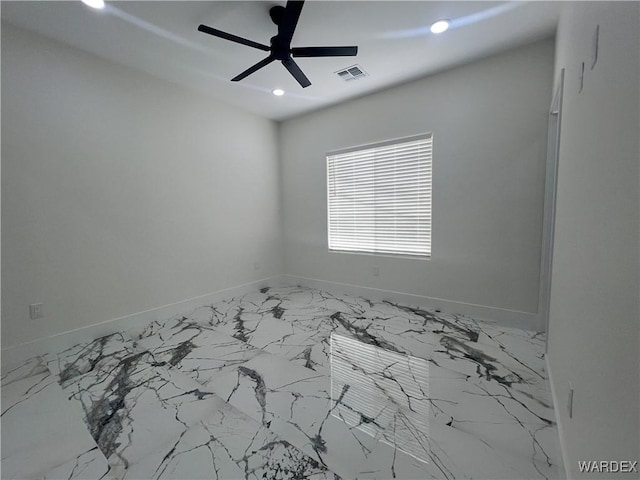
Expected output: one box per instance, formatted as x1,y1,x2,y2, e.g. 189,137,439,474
197,0,358,88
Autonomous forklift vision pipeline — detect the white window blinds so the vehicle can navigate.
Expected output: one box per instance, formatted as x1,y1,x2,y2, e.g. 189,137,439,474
327,133,432,257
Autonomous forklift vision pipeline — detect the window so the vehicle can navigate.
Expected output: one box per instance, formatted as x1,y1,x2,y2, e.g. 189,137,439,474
327,133,432,258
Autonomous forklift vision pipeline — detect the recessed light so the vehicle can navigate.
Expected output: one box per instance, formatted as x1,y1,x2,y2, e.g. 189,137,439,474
272,88,285,96
81,0,105,10
430,19,450,34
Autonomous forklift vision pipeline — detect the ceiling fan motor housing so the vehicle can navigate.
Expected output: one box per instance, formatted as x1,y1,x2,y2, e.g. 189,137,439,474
270,35,290,61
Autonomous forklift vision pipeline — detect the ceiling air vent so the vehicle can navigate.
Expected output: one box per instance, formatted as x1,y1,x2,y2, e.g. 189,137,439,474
336,64,367,82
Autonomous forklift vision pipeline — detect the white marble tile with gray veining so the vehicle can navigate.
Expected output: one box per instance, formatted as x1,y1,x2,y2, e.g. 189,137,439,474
1,365,113,480
2,284,563,479
42,332,141,383
132,316,264,385
122,393,337,480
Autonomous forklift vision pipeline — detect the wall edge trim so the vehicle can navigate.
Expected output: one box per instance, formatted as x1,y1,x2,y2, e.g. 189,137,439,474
1,275,281,372
2,273,542,373
546,352,570,479
280,274,540,330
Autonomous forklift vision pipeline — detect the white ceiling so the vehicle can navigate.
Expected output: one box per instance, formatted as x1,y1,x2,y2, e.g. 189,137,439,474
1,1,560,120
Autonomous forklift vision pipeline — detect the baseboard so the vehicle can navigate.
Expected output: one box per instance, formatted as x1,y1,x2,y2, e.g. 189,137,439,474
2,273,540,373
546,353,570,479
1,275,282,373
279,275,540,331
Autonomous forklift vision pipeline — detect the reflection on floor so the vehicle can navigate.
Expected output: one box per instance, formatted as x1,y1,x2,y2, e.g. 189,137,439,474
1,285,563,479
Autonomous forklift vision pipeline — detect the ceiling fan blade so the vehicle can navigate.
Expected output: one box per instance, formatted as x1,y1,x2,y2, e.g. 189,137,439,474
278,1,305,44
282,57,311,88
291,46,358,57
198,24,270,52
231,56,276,82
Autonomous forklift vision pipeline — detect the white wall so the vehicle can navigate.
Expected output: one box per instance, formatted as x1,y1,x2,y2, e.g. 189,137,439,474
1,23,282,348
547,3,639,478
279,39,555,325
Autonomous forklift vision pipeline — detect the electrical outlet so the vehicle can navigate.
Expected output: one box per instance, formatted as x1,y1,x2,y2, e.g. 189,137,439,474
568,382,574,418
372,266,380,277
29,303,43,319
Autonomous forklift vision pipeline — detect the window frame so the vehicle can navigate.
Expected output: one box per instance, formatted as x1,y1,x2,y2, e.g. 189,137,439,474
326,132,433,259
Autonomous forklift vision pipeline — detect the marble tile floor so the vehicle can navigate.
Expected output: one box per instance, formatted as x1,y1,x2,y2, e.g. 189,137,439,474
1,285,564,479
